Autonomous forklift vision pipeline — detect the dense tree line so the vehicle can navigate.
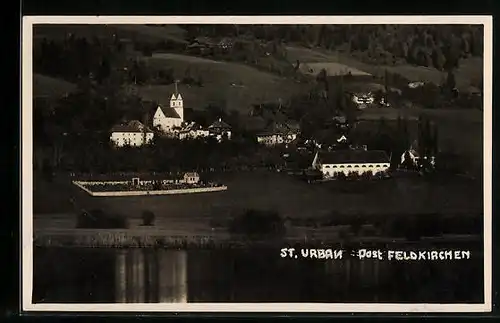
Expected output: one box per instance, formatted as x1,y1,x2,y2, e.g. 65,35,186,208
181,24,483,70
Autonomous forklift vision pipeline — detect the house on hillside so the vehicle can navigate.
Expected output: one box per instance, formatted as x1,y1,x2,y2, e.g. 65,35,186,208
256,121,300,146
152,83,184,133
351,92,375,109
408,81,425,89
110,120,154,147
208,118,232,142
311,150,390,178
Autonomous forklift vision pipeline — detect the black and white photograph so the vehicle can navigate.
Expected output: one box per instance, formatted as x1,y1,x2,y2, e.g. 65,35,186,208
21,16,492,312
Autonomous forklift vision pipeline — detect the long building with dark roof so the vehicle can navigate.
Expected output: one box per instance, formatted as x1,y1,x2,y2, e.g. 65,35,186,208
110,120,154,147
312,149,390,178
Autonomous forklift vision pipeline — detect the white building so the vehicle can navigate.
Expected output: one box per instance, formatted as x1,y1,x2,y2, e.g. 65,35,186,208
352,92,375,108
312,150,390,178
256,122,300,146
110,120,154,147
153,83,184,133
183,172,200,184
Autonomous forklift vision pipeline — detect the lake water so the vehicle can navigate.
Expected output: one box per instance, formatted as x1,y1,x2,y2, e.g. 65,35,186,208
33,245,484,304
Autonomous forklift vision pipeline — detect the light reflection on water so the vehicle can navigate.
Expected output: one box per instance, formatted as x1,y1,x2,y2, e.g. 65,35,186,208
33,246,484,304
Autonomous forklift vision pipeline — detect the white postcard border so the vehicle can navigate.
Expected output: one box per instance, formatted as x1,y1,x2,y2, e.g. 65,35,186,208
21,15,493,313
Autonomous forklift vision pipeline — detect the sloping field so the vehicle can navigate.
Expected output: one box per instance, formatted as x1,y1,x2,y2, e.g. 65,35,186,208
299,62,371,77
33,24,188,44
33,73,77,99
136,53,311,112
286,46,483,91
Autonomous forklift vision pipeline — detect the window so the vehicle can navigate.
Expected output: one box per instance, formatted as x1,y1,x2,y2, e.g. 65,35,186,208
362,165,366,168
332,165,337,168
347,165,352,168
340,165,344,168
325,165,330,168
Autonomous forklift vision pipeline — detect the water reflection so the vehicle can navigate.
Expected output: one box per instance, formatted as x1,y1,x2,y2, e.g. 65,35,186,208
114,249,187,303
32,247,484,304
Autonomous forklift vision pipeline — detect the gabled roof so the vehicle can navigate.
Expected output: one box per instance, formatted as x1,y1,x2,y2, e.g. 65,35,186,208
110,120,153,133
316,150,389,165
179,122,205,132
208,119,231,130
156,105,181,119
170,93,182,101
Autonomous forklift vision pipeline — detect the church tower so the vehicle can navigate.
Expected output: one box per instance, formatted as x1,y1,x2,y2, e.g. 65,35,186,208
170,80,184,121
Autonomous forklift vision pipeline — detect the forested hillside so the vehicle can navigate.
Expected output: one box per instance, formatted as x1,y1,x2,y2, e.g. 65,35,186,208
182,24,484,71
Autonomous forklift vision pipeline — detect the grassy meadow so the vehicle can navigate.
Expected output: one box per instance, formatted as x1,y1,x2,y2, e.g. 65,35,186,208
286,46,483,91
33,74,76,99
136,53,311,112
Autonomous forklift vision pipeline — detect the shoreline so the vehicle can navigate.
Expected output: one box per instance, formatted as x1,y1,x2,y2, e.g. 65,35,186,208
73,181,228,196
33,228,482,249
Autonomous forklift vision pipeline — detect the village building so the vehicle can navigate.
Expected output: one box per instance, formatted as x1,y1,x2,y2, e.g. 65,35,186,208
110,120,154,147
183,172,200,184
311,150,390,178
176,122,210,140
400,148,436,171
152,82,184,133
208,118,232,142
256,121,300,146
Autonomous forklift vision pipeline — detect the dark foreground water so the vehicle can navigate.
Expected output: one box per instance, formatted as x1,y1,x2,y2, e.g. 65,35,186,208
33,245,484,304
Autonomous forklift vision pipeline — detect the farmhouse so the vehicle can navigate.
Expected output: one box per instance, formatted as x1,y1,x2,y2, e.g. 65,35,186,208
351,92,375,108
208,118,232,142
311,150,390,178
110,120,154,147
408,81,425,89
256,121,300,146
153,82,184,133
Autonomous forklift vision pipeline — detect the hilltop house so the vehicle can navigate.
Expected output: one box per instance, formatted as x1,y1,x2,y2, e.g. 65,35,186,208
110,120,154,147
408,81,425,89
153,83,184,133
351,92,375,109
208,118,232,142
256,121,300,146
312,150,390,178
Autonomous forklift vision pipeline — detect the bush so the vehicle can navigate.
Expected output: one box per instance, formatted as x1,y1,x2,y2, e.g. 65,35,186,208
76,209,128,229
142,210,155,226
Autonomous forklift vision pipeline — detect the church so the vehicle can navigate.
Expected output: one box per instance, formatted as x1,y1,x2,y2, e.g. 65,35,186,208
152,82,184,133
